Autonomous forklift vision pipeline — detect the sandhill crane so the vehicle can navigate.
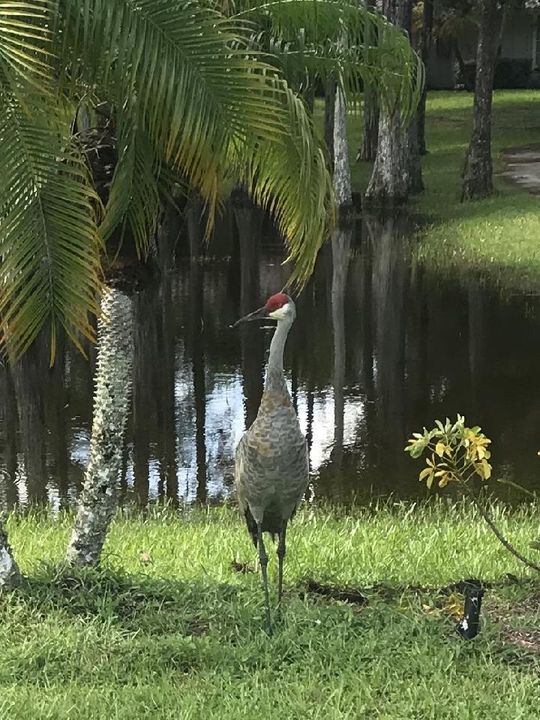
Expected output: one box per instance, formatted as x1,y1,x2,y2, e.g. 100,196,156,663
233,293,309,634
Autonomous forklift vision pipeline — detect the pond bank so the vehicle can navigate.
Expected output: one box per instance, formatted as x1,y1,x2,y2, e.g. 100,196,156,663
347,91,540,292
2,503,539,718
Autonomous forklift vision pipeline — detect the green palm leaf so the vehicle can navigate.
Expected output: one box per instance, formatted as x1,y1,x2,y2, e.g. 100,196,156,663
57,0,335,273
227,0,424,116
0,0,52,87
0,83,102,359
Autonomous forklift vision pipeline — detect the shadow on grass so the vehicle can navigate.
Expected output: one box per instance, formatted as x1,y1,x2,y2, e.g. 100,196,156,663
0,564,244,637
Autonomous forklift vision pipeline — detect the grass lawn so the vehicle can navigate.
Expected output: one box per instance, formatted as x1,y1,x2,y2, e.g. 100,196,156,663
346,90,540,291
2,503,539,719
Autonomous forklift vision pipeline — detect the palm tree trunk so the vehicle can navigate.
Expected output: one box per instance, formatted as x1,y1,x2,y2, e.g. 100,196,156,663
0,520,20,588
333,84,353,216
324,79,337,172
461,0,503,201
66,287,134,566
365,0,415,207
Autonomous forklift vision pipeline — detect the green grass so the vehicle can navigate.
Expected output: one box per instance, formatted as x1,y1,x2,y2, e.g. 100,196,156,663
2,502,540,719
346,90,540,291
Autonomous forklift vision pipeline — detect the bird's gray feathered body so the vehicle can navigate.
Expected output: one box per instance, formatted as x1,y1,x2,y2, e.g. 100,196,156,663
235,310,309,546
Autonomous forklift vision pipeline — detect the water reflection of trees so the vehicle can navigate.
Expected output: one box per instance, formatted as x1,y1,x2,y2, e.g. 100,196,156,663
4,209,540,510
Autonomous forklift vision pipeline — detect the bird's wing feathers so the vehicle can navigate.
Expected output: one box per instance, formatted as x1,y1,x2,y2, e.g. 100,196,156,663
235,407,308,526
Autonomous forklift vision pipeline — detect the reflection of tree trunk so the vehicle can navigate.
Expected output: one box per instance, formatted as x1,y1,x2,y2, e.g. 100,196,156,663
461,0,503,201
44,332,69,507
0,520,20,588
10,340,48,504
132,289,159,507
160,273,178,504
331,224,352,468
233,190,264,428
468,277,486,416
192,276,207,505
305,381,315,470
0,369,18,507
66,287,134,565
187,197,208,505
366,212,409,452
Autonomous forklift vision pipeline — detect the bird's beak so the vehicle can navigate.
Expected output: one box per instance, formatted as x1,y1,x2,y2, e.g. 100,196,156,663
231,305,268,328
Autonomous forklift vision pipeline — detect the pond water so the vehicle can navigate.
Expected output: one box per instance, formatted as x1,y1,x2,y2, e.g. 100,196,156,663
1,212,540,510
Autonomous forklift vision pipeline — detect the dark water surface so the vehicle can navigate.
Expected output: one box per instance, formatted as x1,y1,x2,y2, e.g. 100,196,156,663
1,213,540,510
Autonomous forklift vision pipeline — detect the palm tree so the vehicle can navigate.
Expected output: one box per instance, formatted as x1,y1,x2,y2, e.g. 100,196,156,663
223,0,423,211
0,0,421,570
365,0,423,206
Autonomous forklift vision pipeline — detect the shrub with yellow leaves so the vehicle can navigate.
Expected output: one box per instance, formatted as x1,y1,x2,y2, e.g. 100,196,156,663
405,415,492,490
405,415,540,574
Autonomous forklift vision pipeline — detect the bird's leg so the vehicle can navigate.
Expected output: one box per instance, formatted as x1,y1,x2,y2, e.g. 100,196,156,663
257,524,272,636
277,522,287,605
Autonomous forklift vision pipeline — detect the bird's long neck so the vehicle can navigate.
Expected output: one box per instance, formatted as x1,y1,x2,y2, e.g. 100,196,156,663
265,319,292,393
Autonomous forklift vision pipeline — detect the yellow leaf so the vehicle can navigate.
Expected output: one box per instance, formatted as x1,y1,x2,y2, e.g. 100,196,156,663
435,442,446,457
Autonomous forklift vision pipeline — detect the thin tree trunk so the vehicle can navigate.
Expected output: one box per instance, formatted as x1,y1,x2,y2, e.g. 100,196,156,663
359,90,379,162
358,0,378,162
461,0,503,202
324,79,337,172
0,520,20,588
417,0,434,155
365,0,414,207
404,0,423,194
66,287,134,565
407,114,424,195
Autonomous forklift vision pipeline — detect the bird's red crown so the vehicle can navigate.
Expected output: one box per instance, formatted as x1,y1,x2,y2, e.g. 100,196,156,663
265,293,290,312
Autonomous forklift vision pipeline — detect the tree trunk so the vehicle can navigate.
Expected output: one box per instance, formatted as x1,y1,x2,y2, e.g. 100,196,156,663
0,520,20,588
66,287,134,565
365,111,408,206
461,0,503,202
407,114,424,195
333,84,353,216
417,0,434,155
358,0,379,162
404,0,423,194
365,0,415,207
324,79,337,171
359,90,379,162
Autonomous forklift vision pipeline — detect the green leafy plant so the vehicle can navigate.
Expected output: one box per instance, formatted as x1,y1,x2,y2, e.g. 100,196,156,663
405,415,492,490
405,415,540,573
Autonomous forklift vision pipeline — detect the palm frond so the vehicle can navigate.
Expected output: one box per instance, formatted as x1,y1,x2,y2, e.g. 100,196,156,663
57,0,335,280
232,84,334,286
0,0,53,88
0,80,102,360
227,0,424,117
